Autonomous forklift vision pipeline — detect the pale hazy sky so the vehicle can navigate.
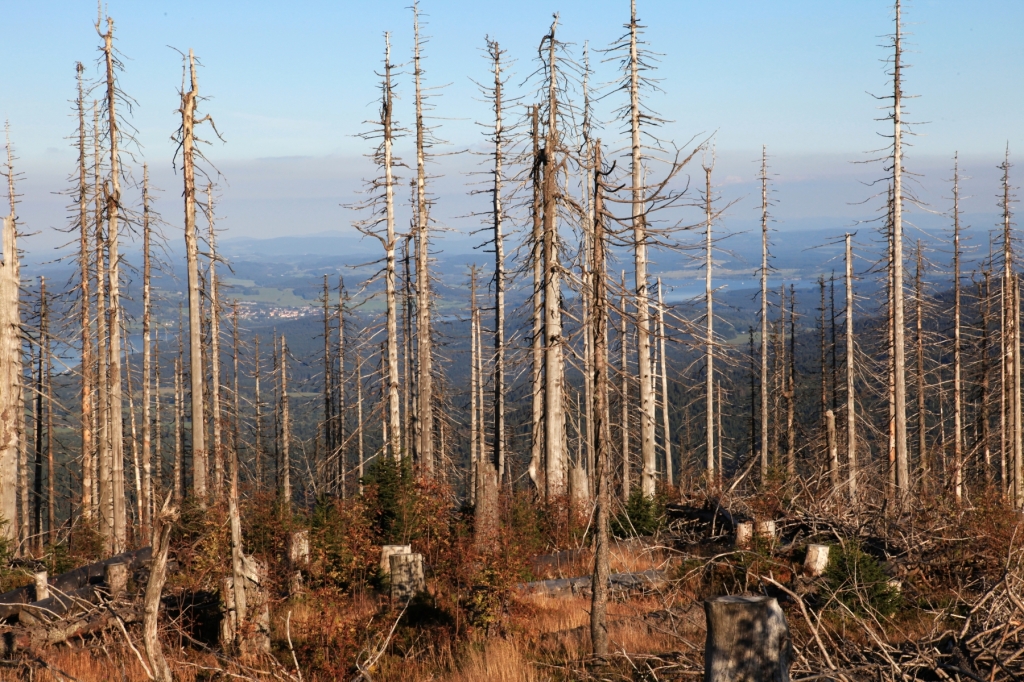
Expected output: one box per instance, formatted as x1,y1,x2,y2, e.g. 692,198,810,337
2,0,1022,254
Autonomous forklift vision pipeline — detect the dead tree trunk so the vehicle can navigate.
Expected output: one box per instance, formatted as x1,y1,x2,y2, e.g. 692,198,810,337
529,105,545,493
626,1,656,499
620,276,630,500
891,0,910,502
143,500,177,682
703,160,716,486
99,15,126,549
208,184,223,498
254,337,263,492
915,243,927,491
279,336,291,509
179,49,207,504
76,65,94,527
141,165,153,540
4,135,23,547
173,345,182,503
704,595,792,682
488,39,507,484
590,142,611,656
542,19,566,500
412,5,434,476
952,155,964,502
786,285,796,480
845,234,857,501
658,279,672,486
759,146,771,484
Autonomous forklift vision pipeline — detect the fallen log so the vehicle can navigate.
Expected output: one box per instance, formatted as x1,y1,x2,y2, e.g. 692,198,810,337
0,547,153,622
2,605,141,655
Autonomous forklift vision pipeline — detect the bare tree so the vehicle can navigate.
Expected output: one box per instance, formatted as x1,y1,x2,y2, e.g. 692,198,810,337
702,157,716,485
657,279,672,486
951,157,964,502
353,35,402,462
412,4,435,475
98,10,128,550
888,0,910,501
208,184,223,497
590,142,611,656
174,47,221,505
845,234,857,501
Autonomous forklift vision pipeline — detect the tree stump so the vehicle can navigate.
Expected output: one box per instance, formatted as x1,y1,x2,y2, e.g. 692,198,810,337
380,545,412,575
735,522,753,548
240,554,271,654
570,464,590,504
288,530,310,569
105,562,128,598
33,571,47,602
390,553,425,604
704,595,791,682
755,520,776,540
804,544,830,577
219,576,236,648
287,530,311,596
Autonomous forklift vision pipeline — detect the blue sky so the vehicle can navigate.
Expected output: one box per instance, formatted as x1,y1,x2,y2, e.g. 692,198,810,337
2,0,1022,253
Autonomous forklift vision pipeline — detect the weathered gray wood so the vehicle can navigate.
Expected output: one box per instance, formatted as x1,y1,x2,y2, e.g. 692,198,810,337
380,545,411,575
756,520,776,541
735,522,753,548
104,562,128,597
804,545,830,577
288,530,310,569
390,553,425,604
33,571,47,602
704,595,791,682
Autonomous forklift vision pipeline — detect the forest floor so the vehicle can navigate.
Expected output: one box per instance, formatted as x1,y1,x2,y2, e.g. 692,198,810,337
3,474,1024,681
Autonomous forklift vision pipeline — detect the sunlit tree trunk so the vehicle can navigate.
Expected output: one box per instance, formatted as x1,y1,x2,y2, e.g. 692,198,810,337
179,50,207,505
412,6,434,475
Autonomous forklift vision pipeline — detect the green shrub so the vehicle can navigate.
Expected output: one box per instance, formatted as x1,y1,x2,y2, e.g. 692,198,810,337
825,541,902,617
611,489,666,538
362,456,415,544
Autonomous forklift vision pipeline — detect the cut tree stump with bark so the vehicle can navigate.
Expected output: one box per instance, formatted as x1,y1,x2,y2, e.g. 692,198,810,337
390,553,425,605
736,522,753,548
381,545,411,575
104,562,128,597
704,595,792,682
804,545,830,577
33,572,47,602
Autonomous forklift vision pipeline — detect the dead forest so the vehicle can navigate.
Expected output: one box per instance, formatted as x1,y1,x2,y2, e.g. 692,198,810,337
1,1,1024,680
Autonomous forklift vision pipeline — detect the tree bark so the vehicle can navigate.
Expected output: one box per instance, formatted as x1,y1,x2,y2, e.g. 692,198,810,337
99,17,126,548
760,146,770,484
655,278,671,485
845,234,857,501
0,215,18,543
279,336,291,509
542,20,566,500
891,0,910,502
590,142,611,656
141,165,152,541
208,184,223,498
703,161,715,485
625,1,656,499
704,595,791,682
412,5,434,476
620,277,630,500
529,105,545,493
76,65,94,527
143,501,177,682
952,156,963,502
180,50,207,504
